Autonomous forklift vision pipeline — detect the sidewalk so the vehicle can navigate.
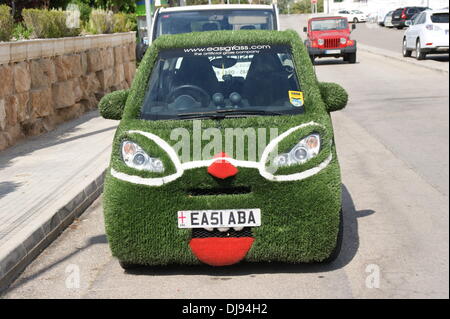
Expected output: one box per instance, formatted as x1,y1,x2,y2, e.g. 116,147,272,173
358,43,449,74
0,110,117,291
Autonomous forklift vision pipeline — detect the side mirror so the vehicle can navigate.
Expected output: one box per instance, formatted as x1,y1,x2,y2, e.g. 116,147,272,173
352,24,356,30
303,26,307,32
99,89,129,120
318,82,348,112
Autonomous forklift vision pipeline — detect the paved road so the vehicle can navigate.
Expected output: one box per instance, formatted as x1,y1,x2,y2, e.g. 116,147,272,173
3,17,449,299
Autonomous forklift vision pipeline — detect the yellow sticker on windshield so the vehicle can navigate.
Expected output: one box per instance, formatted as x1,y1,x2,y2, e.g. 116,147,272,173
289,91,304,107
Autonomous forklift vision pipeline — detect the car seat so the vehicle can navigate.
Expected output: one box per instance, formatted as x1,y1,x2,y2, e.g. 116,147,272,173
202,23,219,31
242,53,291,106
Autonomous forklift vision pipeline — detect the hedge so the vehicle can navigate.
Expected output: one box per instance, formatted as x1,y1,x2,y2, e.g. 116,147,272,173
0,5,13,42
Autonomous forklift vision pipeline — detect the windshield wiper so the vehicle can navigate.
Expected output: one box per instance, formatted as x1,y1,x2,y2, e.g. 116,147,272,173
177,109,285,120
215,109,284,116
177,112,227,120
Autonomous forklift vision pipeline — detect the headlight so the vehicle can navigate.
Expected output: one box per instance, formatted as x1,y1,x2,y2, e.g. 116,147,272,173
273,134,321,167
340,37,347,44
318,38,325,45
121,140,165,172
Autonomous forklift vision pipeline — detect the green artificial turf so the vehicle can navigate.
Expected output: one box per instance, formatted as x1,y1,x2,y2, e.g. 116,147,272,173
101,30,347,265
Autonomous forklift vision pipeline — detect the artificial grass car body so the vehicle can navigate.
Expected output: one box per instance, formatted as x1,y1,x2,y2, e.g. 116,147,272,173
100,30,348,267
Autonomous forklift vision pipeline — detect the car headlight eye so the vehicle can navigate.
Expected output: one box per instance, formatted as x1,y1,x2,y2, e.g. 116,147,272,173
121,140,165,173
274,133,321,167
340,37,347,44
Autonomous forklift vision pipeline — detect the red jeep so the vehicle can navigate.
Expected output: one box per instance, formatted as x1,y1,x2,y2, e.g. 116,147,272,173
304,16,357,63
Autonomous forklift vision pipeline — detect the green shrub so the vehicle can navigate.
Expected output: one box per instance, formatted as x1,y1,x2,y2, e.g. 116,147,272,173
0,5,13,42
113,12,137,33
22,8,81,39
87,9,113,34
12,22,32,40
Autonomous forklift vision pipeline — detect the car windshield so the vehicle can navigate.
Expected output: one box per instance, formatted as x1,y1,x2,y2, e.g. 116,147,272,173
141,45,304,120
310,19,348,31
155,9,275,39
431,12,449,23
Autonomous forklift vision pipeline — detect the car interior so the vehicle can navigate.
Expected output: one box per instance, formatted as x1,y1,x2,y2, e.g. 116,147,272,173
141,51,301,118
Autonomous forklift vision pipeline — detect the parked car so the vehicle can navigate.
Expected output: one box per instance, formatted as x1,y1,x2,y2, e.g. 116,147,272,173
136,4,279,61
336,9,367,23
392,6,429,29
304,16,357,63
403,9,449,60
384,11,394,28
99,29,348,269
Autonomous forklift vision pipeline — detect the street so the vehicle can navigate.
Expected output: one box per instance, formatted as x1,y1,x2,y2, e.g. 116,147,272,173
2,15,449,299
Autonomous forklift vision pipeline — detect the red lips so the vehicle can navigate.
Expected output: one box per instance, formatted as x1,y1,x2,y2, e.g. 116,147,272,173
207,152,238,179
189,237,254,266
191,153,249,266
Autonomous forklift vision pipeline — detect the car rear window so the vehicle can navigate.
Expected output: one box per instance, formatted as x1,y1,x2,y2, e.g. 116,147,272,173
431,13,449,23
155,9,275,39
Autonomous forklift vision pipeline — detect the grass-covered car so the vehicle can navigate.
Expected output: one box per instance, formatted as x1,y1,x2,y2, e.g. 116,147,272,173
99,30,348,269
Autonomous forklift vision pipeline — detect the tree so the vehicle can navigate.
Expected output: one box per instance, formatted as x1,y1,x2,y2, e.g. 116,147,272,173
0,0,51,20
290,0,323,14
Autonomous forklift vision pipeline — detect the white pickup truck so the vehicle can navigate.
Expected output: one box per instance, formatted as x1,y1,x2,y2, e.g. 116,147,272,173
137,4,280,60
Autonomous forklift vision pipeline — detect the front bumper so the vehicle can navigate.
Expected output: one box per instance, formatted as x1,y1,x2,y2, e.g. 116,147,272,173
307,42,357,58
103,157,342,266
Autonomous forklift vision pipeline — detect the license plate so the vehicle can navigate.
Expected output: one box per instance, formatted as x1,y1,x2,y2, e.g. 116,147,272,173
325,49,341,54
394,15,399,18
177,209,261,229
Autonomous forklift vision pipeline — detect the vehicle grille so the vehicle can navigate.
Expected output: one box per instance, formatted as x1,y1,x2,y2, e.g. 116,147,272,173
192,227,253,238
187,186,251,196
324,38,340,48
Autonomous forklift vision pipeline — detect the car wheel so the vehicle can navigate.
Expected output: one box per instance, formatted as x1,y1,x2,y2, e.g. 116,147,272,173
416,39,426,60
136,43,147,62
397,26,403,30
346,52,357,63
119,260,141,270
322,208,344,263
353,18,359,24
402,38,412,57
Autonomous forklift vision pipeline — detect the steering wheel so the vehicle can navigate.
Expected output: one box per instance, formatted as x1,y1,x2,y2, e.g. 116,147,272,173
168,85,211,108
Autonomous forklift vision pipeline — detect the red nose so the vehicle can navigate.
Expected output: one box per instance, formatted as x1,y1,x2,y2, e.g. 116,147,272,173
207,152,238,179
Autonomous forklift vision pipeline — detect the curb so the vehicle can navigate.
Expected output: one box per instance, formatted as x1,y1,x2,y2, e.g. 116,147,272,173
0,169,106,293
358,43,449,74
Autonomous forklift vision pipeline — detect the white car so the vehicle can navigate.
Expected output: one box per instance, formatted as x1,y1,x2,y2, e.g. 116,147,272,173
337,9,367,23
136,4,279,61
384,11,394,28
402,9,449,60
151,4,279,42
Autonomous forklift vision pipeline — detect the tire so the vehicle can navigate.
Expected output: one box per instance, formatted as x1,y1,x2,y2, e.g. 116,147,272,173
136,43,147,62
397,26,403,30
346,52,357,63
119,261,141,270
353,18,359,24
322,209,344,263
416,39,426,60
402,38,412,57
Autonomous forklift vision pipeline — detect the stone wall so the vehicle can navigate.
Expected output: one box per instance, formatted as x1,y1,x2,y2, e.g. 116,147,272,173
0,32,136,151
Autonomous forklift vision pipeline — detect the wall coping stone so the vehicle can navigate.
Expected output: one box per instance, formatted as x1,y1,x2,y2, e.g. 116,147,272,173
0,32,136,65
